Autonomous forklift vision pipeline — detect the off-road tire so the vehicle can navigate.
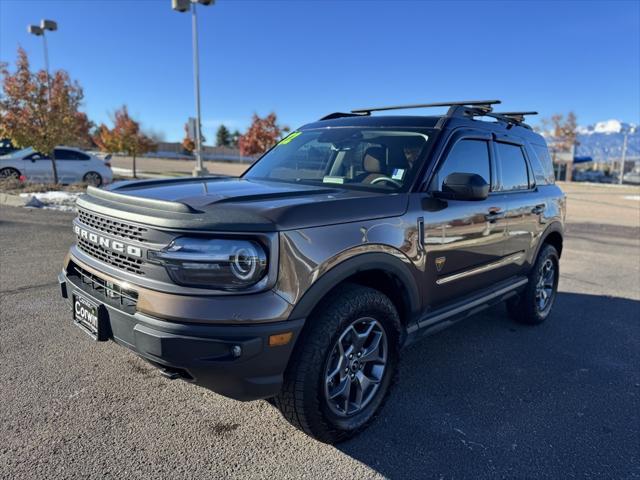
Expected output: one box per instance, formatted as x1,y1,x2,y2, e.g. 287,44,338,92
507,244,559,325
274,284,401,443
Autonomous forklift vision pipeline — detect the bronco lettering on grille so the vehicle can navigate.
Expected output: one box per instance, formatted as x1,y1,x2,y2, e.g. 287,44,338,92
74,225,142,258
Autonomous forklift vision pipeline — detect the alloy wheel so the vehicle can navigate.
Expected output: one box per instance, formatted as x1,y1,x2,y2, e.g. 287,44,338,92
535,258,556,312
323,317,388,417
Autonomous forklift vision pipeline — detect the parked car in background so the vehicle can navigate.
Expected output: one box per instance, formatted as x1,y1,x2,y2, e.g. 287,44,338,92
0,138,17,156
0,146,113,186
622,169,640,185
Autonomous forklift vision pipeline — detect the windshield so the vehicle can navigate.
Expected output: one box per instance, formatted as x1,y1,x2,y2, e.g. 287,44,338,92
243,128,430,192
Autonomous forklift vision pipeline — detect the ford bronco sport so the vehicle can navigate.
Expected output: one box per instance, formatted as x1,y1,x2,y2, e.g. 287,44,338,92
59,100,565,443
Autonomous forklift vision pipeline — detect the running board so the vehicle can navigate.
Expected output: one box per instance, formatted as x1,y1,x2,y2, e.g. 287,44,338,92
405,276,528,345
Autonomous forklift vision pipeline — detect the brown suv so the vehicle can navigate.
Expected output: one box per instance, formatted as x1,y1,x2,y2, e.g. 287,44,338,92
59,100,565,443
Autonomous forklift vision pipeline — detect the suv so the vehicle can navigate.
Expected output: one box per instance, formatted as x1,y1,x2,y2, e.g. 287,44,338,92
59,100,565,443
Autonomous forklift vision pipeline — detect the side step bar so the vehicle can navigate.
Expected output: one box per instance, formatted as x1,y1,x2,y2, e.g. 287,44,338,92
405,276,528,345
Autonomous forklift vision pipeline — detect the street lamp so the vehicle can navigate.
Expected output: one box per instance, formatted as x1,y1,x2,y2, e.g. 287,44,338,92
27,19,57,104
172,0,214,177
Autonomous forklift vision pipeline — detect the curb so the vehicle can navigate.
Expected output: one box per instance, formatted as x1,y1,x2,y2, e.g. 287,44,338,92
0,192,27,207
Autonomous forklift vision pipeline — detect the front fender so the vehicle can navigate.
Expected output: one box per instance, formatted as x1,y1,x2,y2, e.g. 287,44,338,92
287,249,422,322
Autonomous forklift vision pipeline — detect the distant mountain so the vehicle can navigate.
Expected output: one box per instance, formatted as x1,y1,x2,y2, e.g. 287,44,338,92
574,120,638,163
541,119,639,163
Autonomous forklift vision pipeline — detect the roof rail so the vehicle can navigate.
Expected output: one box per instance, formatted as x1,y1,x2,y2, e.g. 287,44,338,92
350,100,501,115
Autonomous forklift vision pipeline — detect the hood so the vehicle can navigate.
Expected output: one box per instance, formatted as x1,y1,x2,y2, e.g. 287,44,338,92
82,177,408,231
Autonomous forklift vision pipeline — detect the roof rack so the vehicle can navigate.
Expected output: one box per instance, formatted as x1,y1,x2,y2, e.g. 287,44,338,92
492,111,538,123
350,100,501,115
319,112,369,121
318,101,537,130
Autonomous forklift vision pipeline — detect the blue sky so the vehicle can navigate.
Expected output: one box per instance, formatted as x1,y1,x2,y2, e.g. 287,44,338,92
1,0,639,142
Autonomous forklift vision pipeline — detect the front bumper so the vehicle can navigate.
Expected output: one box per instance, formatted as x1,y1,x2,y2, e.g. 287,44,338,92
59,262,304,401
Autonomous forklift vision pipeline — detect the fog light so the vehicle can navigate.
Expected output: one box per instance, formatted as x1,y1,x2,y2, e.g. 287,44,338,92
231,345,242,357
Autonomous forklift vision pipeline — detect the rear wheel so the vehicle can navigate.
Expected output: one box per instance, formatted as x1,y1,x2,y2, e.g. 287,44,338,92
0,167,21,179
507,244,559,324
83,171,102,187
274,284,400,443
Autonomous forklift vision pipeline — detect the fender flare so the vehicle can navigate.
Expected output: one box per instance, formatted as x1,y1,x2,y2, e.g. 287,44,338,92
533,221,564,260
288,251,421,322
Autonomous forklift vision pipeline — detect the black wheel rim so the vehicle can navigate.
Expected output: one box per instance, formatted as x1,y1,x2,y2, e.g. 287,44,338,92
535,258,556,312
323,317,388,417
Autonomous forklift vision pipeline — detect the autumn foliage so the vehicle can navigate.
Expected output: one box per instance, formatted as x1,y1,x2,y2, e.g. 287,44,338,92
94,106,156,178
238,113,288,156
541,112,579,152
0,47,93,183
182,122,195,154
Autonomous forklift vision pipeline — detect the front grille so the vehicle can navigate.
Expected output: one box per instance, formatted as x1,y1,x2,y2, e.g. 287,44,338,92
77,237,144,275
78,209,148,242
69,262,138,310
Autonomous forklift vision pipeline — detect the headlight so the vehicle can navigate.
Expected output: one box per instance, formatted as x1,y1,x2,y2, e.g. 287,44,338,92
149,237,268,289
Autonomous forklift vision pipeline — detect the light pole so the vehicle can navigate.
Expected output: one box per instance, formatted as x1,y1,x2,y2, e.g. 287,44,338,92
27,19,57,104
172,0,213,177
618,126,635,184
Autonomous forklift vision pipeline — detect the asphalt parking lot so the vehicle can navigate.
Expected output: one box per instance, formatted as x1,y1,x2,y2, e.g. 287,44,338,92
1,183,639,479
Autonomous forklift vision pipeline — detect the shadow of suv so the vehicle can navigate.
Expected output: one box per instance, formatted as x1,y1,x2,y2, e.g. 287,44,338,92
59,100,565,443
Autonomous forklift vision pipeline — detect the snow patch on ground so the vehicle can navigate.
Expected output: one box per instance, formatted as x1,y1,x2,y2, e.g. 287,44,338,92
19,191,82,211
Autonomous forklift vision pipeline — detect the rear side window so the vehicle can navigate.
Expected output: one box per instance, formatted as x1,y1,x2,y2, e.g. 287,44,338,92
430,139,491,191
55,149,90,160
495,142,530,191
531,144,555,184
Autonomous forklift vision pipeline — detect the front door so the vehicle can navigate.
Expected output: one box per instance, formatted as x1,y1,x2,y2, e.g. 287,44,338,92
419,132,508,309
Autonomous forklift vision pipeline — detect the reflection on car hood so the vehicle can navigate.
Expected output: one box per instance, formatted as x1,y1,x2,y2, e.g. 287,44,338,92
102,176,408,231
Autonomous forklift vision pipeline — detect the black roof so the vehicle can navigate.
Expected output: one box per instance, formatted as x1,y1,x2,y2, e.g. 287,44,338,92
301,115,441,130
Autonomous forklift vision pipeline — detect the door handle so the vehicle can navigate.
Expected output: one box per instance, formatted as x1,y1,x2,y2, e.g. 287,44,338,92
484,209,505,223
531,204,545,215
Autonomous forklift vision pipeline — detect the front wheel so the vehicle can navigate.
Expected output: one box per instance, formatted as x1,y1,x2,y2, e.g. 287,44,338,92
274,284,400,443
507,244,559,324
0,167,21,179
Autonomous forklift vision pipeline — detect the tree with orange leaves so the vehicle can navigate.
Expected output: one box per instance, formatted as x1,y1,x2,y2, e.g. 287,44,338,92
182,122,195,154
238,113,288,156
94,106,156,178
0,47,92,183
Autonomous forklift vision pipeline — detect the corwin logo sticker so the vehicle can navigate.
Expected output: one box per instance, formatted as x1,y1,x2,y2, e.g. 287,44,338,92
74,224,142,258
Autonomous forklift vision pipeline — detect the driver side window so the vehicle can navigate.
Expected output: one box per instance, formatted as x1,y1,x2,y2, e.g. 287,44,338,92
430,139,491,192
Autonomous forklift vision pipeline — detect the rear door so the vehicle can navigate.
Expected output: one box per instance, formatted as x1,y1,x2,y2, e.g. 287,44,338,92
54,148,89,184
493,136,547,276
420,130,508,308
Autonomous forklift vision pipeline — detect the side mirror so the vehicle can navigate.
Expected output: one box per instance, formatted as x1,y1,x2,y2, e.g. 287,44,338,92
434,172,489,201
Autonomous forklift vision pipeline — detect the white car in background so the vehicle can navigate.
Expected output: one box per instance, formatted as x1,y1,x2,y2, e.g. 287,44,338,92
0,146,113,186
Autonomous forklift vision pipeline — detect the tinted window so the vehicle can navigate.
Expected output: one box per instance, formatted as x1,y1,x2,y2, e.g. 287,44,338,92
531,144,555,184
54,149,75,160
496,142,530,191
430,139,491,191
